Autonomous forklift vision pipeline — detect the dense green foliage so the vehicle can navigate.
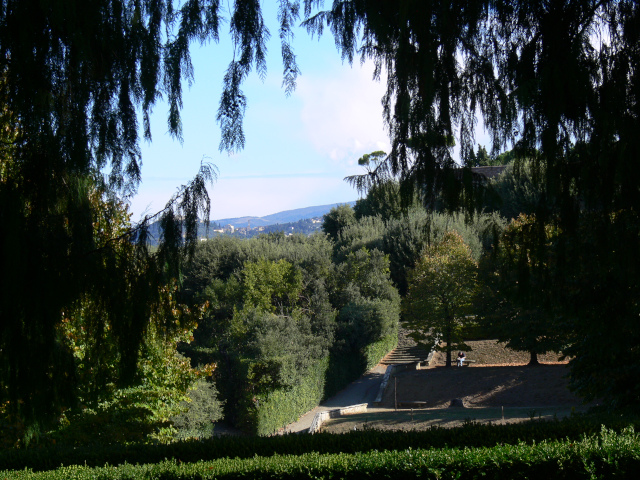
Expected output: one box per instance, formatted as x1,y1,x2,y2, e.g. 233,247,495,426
179,232,399,434
314,1,640,408
1,413,638,472
556,211,640,408
477,214,566,366
484,160,548,220
403,232,479,367
3,422,640,479
326,199,503,296
0,0,219,429
170,380,224,441
309,1,640,215
2,0,639,441
0,188,217,447
250,357,328,436
322,204,357,242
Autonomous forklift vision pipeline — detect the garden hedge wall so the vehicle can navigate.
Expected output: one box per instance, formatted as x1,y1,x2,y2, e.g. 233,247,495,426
236,329,396,435
364,332,398,371
2,414,639,472
4,426,640,479
253,357,328,436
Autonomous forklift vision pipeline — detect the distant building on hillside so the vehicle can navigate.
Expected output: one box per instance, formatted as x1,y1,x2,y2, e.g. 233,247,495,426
452,165,507,187
470,166,507,180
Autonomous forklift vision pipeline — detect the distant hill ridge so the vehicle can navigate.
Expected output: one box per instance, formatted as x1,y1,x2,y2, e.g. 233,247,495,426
213,201,356,229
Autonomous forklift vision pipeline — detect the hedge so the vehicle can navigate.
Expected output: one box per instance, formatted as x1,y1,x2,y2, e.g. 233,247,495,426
3,413,639,472
233,327,396,435
363,332,398,371
3,426,640,479
253,357,328,436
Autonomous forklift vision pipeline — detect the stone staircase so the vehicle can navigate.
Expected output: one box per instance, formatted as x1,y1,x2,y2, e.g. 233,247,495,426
381,344,432,365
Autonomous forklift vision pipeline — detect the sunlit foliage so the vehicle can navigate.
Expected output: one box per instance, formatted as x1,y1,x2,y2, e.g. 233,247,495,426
403,231,479,367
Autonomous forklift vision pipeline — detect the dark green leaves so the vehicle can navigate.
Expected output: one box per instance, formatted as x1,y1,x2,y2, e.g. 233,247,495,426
305,1,640,217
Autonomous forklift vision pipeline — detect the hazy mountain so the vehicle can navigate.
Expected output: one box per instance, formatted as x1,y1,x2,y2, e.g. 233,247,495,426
144,201,356,245
213,201,356,229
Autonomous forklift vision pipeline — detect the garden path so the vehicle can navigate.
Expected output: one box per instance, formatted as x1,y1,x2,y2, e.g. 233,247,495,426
282,364,388,434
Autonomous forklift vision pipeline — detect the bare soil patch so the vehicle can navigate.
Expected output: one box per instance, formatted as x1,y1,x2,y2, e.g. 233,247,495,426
382,364,578,408
321,340,592,434
430,339,568,367
385,339,576,409
320,406,578,433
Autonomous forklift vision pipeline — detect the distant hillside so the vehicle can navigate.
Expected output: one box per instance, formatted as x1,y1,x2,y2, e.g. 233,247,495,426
213,201,356,229
144,201,357,245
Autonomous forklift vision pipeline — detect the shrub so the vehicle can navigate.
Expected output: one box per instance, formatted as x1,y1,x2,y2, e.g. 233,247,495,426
170,380,224,440
4,426,640,479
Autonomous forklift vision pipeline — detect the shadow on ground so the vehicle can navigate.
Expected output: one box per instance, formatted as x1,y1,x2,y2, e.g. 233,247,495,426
382,364,585,408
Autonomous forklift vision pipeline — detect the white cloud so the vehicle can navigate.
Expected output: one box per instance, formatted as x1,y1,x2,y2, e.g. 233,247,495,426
296,61,390,165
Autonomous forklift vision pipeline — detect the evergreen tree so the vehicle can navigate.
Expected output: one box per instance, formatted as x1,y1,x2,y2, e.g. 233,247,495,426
322,204,356,242
484,159,548,220
0,0,222,421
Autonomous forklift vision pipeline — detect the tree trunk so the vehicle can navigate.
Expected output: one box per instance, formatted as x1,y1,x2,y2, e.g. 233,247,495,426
528,350,540,366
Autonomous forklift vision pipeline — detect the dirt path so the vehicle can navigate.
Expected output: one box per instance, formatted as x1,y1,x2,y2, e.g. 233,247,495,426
320,365,591,434
282,364,389,434
319,340,595,433
381,364,581,408
241,339,589,435
319,406,582,433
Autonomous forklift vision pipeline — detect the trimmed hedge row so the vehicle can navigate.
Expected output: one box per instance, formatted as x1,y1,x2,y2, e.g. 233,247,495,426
253,357,328,436
363,332,398,371
249,327,396,436
322,350,365,400
2,414,638,472
220,331,396,436
3,426,640,479
243,328,396,435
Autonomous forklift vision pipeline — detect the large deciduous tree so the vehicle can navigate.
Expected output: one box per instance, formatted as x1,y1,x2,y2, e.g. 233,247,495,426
477,214,565,366
403,231,478,368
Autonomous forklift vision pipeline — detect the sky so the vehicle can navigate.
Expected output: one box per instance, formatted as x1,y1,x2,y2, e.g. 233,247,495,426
129,5,391,222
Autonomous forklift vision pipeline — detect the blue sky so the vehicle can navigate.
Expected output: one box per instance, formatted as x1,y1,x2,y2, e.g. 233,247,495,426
129,5,391,222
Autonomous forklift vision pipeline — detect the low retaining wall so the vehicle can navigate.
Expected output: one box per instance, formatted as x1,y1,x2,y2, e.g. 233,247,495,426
374,365,395,404
308,403,368,434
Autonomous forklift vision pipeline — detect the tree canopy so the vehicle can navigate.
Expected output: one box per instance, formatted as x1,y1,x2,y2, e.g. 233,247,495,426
311,1,640,215
178,233,399,433
2,0,640,421
312,1,639,407
402,231,478,367
477,214,565,366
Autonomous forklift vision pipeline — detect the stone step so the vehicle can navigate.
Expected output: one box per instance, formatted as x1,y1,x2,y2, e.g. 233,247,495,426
381,345,432,365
